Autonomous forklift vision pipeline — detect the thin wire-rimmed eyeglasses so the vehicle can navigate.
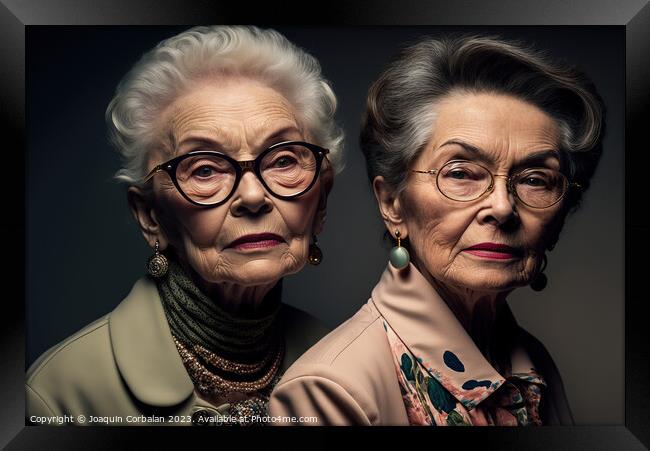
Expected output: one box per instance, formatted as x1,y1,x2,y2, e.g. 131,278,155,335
143,141,330,207
411,160,582,209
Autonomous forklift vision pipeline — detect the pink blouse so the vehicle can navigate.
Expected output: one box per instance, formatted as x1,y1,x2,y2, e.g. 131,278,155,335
269,262,571,425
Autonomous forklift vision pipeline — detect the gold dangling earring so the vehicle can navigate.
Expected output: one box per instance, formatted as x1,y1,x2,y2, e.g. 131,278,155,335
147,239,169,278
308,235,323,265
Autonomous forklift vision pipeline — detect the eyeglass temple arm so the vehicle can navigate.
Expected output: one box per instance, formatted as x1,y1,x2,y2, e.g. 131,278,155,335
143,166,164,183
321,149,331,166
411,169,438,174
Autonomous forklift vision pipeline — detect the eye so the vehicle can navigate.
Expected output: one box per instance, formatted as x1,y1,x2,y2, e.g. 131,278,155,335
517,170,555,188
522,176,547,187
272,155,297,168
439,161,488,181
192,166,216,178
449,168,470,179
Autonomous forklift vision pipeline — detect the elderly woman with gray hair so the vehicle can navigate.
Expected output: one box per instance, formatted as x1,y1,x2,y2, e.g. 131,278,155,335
26,26,343,426
269,35,604,426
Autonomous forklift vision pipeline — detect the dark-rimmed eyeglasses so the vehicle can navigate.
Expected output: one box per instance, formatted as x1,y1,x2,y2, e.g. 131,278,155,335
411,160,581,209
143,141,330,207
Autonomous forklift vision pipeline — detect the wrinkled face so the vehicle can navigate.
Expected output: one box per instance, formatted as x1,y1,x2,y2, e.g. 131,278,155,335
400,91,567,292
147,78,326,287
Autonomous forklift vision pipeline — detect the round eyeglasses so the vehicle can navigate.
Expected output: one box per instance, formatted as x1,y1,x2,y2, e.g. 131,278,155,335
411,160,581,209
143,141,330,207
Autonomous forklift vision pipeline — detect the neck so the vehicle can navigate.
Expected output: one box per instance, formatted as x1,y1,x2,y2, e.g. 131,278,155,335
177,258,278,317
157,256,282,361
195,279,277,317
415,262,512,368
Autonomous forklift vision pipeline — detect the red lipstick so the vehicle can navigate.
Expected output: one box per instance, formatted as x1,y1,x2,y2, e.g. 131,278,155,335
463,242,522,260
227,233,284,250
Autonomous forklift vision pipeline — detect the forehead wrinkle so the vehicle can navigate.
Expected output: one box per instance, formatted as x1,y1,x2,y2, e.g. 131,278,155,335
250,117,302,147
243,103,300,142
429,92,561,162
159,84,301,160
176,124,238,153
156,106,231,158
169,104,236,145
431,120,559,167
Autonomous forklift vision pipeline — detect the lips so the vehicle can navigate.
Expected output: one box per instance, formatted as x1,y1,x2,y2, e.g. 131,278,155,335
463,242,523,260
226,233,285,250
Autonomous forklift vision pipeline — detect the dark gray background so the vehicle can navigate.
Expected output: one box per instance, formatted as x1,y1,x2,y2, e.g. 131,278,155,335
26,26,623,425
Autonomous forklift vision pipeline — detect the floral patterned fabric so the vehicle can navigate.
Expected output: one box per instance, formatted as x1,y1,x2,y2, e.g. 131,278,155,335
383,319,545,426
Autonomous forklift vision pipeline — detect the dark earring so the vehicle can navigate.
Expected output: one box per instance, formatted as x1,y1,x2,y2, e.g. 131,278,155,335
530,254,548,292
308,235,323,265
147,239,169,278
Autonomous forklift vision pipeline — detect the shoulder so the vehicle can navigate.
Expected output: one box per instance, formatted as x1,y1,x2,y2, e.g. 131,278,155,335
26,313,116,417
25,277,160,418
270,301,405,424
280,301,385,370
280,303,330,347
517,327,562,381
27,314,113,382
517,326,575,425
279,303,331,371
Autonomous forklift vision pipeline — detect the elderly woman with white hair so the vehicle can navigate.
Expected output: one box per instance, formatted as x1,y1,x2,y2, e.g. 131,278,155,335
26,25,343,426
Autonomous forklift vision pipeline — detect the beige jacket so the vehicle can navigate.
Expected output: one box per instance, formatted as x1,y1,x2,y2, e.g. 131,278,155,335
269,263,574,425
26,277,328,426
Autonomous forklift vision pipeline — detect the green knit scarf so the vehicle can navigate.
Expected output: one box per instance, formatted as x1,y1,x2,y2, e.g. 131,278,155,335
155,256,282,362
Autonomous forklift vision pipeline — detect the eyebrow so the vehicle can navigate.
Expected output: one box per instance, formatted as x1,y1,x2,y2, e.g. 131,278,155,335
260,125,303,147
437,139,560,170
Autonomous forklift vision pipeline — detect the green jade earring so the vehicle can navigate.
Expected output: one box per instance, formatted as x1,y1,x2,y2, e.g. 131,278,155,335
389,229,410,270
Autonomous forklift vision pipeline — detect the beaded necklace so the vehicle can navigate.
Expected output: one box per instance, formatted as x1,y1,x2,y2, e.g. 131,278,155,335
156,256,284,424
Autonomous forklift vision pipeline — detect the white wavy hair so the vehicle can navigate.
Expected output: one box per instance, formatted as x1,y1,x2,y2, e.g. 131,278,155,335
106,25,345,186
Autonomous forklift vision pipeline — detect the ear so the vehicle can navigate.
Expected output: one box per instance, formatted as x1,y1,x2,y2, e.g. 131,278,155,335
312,162,334,236
127,186,169,250
373,176,408,238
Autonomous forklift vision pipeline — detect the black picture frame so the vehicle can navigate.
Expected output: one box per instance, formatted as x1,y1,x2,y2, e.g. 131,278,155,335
3,1,649,449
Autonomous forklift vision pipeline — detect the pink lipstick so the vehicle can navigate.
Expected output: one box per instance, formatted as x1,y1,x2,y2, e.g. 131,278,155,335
227,233,284,250
463,242,522,260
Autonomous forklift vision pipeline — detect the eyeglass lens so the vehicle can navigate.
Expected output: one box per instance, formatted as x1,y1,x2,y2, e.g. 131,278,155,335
175,144,318,205
436,161,567,208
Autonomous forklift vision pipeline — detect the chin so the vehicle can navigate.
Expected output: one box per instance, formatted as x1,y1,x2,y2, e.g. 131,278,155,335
467,278,529,293
221,259,300,287
448,268,531,293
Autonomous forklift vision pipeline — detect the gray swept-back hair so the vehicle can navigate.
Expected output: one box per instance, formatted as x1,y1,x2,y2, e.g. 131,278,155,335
107,26,344,186
360,34,605,212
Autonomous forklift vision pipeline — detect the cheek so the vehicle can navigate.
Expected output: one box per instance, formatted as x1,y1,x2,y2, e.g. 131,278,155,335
180,210,229,246
276,185,321,238
405,194,476,257
155,188,228,248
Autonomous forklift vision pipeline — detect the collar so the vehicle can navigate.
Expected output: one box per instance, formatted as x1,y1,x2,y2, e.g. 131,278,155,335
109,277,194,407
107,277,301,408
371,263,545,410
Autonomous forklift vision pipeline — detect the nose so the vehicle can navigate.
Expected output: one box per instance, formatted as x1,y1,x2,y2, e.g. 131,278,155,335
229,170,273,217
476,176,519,228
